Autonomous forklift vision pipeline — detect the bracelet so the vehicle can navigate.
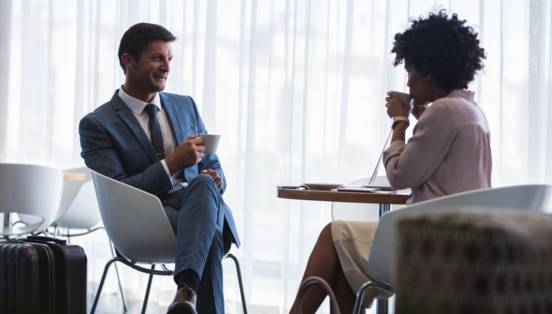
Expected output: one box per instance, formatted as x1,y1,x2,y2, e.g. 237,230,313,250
391,116,409,129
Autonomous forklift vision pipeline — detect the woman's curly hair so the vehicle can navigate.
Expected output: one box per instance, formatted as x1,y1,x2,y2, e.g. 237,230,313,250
391,10,486,90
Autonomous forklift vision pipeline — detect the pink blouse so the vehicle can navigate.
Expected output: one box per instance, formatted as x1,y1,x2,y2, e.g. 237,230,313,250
383,90,492,204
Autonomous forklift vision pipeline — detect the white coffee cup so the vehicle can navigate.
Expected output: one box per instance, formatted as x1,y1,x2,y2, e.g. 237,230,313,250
198,134,221,154
389,91,413,107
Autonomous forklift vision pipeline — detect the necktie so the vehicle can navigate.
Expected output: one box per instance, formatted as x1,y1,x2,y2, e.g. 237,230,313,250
145,104,165,160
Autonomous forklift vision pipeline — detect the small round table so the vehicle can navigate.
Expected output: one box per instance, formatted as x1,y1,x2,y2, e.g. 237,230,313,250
277,186,409,314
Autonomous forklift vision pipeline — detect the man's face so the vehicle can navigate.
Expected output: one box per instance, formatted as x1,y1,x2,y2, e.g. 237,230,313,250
126,40,173,94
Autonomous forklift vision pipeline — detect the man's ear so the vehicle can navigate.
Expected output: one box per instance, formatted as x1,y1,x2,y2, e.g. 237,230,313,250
121,53,134,71
424,73,433,81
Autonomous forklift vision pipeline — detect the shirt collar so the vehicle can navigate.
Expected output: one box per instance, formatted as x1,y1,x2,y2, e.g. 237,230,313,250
118,87,162,115
447,89,475,102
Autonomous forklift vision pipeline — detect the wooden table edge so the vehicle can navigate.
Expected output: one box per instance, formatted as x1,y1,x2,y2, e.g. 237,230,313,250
277,188,409,204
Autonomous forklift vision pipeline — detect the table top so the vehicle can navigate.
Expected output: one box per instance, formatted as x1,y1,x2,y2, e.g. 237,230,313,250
277,187,410,204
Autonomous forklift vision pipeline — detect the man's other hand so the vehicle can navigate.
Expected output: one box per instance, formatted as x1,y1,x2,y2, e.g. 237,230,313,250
165,136,206,174
201,169,223,191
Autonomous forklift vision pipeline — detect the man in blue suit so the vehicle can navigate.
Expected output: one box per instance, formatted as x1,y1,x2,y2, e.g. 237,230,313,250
79,23,240,314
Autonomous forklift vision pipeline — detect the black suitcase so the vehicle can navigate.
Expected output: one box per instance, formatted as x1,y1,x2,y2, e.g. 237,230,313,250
0,236,87,314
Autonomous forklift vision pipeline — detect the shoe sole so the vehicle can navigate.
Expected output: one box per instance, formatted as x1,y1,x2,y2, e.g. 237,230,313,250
167,303,197,314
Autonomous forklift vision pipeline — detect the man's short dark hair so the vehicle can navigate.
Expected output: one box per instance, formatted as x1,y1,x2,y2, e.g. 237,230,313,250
391,10,486,90
118,23,177,74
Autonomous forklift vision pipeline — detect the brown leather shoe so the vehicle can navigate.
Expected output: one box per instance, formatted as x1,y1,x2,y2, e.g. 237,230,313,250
167,286,197,314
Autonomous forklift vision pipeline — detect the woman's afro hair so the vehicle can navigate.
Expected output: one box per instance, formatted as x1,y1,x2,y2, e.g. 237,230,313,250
391,10,486,90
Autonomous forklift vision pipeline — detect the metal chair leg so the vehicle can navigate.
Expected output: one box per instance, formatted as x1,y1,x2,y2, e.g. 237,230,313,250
226,253,248,314
141,265,156,314
109,240,128,311
352,281,395,314
294,276,341,314
90,257,118,313
90,255,171,314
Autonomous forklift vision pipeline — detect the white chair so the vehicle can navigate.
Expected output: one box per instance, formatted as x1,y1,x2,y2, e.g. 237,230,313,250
331,176,407,222
90,170,248,314
0,163,63,237
54,167,102,232
352,184,552,314
53,167,128,310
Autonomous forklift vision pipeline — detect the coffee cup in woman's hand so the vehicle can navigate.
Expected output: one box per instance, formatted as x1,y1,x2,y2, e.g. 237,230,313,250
388,91,412,107
386,91,412,118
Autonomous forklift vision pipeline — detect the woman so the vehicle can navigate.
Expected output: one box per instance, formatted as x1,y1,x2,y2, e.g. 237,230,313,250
289,10,491,314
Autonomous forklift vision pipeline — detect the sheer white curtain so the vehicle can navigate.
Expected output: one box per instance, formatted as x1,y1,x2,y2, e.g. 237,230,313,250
1,0,552,313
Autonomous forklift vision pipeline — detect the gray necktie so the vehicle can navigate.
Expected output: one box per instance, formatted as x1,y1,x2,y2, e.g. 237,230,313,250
145,104,165,160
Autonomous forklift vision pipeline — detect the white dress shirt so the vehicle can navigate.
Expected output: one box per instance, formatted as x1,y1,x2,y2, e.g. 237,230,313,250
118,87,188,192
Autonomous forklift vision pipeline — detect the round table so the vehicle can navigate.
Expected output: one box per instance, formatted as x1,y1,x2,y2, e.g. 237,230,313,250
278,187,409,217
277,186,409,314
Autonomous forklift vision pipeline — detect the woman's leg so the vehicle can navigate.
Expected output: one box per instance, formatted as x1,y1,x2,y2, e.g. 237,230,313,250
334,266,362,314
288,222,357,314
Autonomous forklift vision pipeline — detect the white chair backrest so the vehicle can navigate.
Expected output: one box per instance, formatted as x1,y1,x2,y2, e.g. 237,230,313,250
368,184,552,286
54,167,102,229
0,163,63,235
91,170,176,264
331,176,407,222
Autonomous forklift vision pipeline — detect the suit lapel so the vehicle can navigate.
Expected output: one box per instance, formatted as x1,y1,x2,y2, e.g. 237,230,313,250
110,91,158,163
160,93,185,144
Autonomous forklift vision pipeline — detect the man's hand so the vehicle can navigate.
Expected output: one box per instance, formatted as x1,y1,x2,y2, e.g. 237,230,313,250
201,169,223,191
165,136,206,175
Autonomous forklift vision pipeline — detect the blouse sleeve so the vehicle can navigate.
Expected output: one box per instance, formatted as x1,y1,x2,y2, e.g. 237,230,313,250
383,102,457,190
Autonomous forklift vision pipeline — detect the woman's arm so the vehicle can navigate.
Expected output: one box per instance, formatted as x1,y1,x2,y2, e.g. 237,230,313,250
383,102,456,190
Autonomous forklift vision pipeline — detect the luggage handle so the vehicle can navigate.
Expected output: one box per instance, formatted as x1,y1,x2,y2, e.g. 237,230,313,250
26,235,67,245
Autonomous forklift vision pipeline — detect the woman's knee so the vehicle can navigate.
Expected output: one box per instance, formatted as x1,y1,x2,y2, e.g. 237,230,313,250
319,222,334,242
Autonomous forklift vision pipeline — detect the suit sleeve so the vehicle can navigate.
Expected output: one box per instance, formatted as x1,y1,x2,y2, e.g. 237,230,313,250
79,115,173,196
188,96,228,194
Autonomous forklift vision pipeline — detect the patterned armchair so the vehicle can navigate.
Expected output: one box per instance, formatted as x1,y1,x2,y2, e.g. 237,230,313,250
395,210,552,314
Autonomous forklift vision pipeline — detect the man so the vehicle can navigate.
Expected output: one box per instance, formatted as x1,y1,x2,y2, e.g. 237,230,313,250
79,23,240,314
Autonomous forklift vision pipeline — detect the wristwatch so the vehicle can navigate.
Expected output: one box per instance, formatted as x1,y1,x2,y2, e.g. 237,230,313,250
391,116,409,129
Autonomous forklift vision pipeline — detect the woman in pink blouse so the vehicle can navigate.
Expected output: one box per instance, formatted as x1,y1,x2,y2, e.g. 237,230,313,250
289,10,490,314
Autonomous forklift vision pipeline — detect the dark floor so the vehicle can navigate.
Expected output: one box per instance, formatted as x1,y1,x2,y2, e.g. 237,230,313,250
87,292,166,314
87,292,255,314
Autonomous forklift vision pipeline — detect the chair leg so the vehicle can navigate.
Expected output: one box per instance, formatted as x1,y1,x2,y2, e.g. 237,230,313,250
352,281,394,314
90,257,119,314
225,253,248,314
294,276,341,314
141,265,156,314
109,240,128,311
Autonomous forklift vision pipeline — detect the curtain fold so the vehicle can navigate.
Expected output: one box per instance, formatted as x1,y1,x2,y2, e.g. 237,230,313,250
1,1,552,313
0,0,12,161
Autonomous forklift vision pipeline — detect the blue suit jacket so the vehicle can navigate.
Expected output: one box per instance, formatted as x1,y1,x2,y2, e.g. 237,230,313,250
79,90,240,246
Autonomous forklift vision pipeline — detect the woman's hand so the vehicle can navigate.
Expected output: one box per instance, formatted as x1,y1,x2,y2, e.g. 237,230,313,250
385,92,411,118
411,102,430,120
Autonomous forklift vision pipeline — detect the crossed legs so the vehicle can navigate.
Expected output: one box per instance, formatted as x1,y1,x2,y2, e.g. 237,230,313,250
164,174,230,314
289,222,360,314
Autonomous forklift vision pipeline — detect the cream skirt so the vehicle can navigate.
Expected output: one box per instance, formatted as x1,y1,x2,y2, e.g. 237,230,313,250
331,220,392,308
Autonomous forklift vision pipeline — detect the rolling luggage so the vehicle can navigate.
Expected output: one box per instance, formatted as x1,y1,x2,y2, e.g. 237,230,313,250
0,235,87,314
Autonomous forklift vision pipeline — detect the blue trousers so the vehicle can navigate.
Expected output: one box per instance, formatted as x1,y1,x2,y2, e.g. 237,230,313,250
163,174,232,314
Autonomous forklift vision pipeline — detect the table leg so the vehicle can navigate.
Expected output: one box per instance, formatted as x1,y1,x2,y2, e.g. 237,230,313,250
376,298,389,314
379,203,390,218
376,203,391,314
2,212,11,239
